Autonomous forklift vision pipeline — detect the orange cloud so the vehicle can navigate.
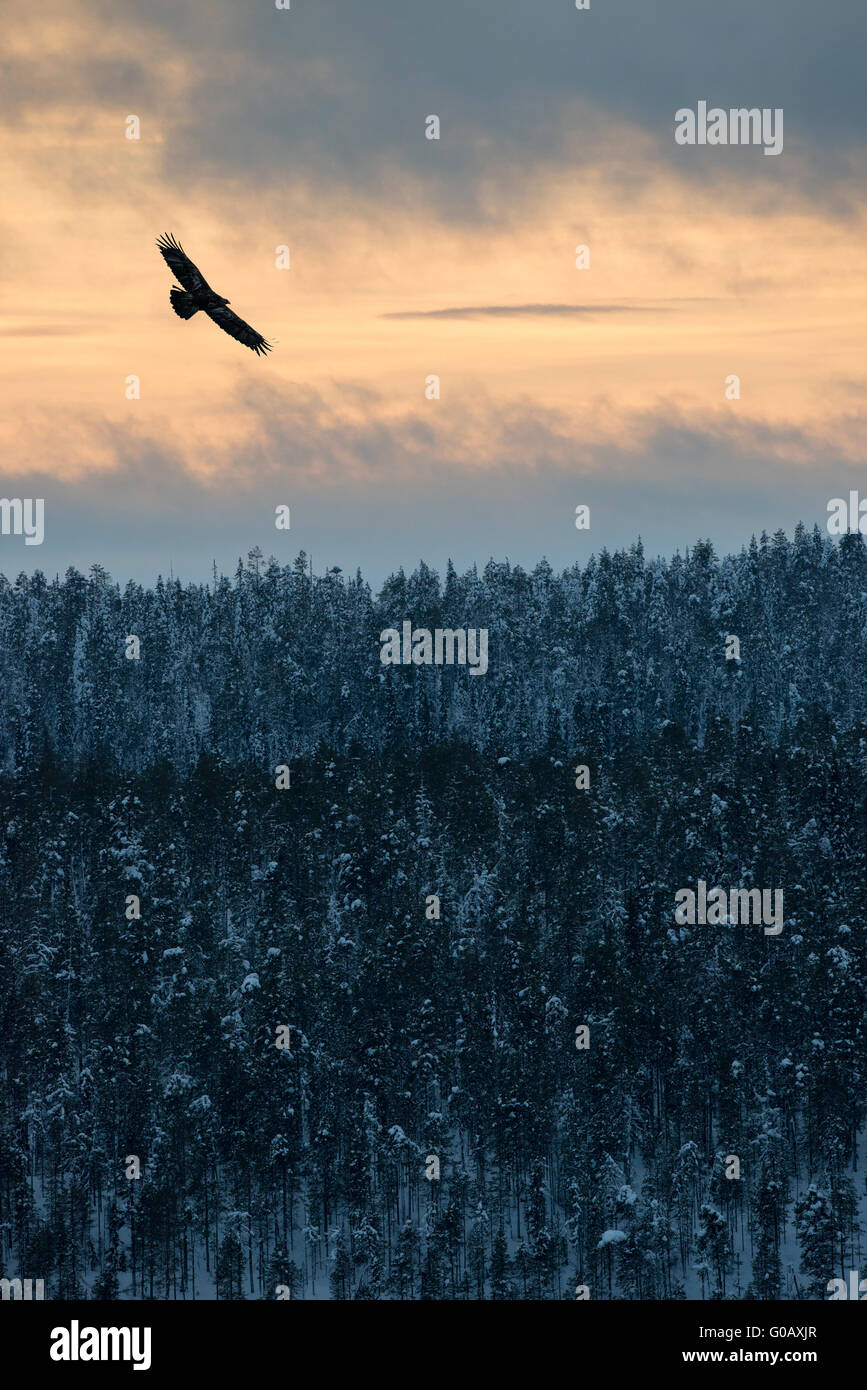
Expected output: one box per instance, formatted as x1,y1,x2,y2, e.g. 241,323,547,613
3,0,867,499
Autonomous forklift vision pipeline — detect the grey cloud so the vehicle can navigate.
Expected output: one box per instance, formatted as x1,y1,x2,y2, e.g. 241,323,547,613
23,0,865,214
2,382,859,585
381,303,668,320
0,54,158,125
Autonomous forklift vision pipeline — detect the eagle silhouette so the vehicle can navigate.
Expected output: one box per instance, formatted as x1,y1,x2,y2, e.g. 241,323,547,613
156,234,273,356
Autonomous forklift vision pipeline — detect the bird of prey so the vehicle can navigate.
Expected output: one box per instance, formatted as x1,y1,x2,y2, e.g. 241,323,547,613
156,233,273,356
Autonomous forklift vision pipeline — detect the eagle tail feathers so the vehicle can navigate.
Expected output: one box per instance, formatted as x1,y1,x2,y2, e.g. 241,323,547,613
170,288,198,321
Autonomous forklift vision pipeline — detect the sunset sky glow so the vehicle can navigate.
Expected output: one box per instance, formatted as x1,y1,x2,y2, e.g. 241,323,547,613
3,0,866,580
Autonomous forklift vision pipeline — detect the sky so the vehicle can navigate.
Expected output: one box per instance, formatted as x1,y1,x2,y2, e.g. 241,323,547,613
2,0,866,584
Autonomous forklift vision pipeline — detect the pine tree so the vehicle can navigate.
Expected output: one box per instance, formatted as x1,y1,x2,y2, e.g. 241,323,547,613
330,1231,352,1300
216,1231,244,1301
749,1181,782,1300
795,1186,838,1299
697,1205,731,1298
489,1229,511,1300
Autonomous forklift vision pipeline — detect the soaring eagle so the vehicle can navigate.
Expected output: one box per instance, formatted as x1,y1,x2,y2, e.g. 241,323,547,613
156,233,273,356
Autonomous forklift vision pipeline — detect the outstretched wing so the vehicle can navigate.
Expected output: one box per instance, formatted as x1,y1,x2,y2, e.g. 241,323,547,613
156,233,213,294
205,304,273,356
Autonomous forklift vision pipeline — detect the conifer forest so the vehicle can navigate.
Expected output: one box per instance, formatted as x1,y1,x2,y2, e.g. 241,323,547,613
0,527,865,1300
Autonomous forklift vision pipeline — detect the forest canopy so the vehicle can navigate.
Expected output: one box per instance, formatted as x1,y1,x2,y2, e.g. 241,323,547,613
0,526,865,1299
